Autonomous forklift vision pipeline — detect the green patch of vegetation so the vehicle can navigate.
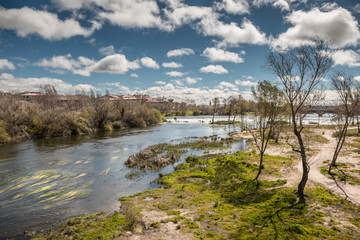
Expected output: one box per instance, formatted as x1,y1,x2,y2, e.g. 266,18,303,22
312,134,330,144
333,129,359,138
320,162,360,185
34,212,125,240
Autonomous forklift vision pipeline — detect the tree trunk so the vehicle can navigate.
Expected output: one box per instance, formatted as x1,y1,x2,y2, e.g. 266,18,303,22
294,128,309,202
255,152,264,183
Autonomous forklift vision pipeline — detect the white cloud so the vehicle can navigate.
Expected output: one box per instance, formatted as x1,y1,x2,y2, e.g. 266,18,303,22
171,79,184,86
332,50,360,67
167,48,194,57
354,76,360,82
166,71,185,77
252,0,293,11
0,7,101,40
35,54,95,77
162,0,212,29
202,48,244,63
54,0,168,30
140,57,160,69
242,75,254,79
99,45,115,55
89,54,140,74
35,55,94,76
141,83,246,104
155,81,166,85
217,81,238,90
200,65,228,74
130,73,139,78
271,7,360,50
235,80,257,86
214,0,249,15
197,15,267,47
162,62,183,68
355,4,360,14
185,77,202,85
0,73,96,92
0,59,15,70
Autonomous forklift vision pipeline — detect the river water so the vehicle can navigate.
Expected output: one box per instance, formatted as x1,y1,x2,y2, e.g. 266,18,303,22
0,116,247,239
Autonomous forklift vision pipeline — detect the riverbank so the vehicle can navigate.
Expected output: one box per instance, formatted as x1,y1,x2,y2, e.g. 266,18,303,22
33,126,360,239
0,93,163,145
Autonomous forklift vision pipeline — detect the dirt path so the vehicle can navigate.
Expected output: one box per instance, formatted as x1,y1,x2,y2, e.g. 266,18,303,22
266,128,359,205
296,129,360,204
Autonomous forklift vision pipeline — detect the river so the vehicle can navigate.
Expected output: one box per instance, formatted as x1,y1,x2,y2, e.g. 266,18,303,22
0,116,247,239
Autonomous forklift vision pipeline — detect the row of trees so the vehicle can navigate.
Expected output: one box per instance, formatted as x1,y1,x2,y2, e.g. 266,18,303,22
246,39,360,202
0,89,163,144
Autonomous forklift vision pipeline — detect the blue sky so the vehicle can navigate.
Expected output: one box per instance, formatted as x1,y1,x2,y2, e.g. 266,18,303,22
0,0,360,104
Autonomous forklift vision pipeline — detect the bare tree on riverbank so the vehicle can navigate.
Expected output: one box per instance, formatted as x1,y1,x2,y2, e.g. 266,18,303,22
211,97,219,124
329,72,360,174
251,81,285,183
266,39,333,201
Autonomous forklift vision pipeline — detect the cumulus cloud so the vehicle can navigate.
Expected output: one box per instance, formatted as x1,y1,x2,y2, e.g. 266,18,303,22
271,6,360,50
197,15,267,47
217,81,238,90
89,54,140,74
0,73,96,92
99,45,115,55
200,65,228,74
155,81,166,85
0,59,16,70
167,48,194,57
166,71,185,77
99,0,166,30
332,50,360,67
141,83,246,104
35,54,142,76
35,54,95,76
130,73,139,78
171,79,184,86
185,77,202,85
162,62,183,68
162,0,213,29
252,0,294,11
0,7,101,40
140,57,160,69
54,0,167,30
202,48,244,63
235,80,257,86
214,0,249,15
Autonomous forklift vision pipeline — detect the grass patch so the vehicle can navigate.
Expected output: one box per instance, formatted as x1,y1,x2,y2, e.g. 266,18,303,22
34,212,125,239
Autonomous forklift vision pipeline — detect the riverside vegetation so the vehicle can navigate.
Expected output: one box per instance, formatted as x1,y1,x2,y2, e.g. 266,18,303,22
0,89,163,144
33,127,360,240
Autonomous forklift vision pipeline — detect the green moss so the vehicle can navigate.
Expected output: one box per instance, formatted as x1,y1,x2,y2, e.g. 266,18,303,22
35,212,125,239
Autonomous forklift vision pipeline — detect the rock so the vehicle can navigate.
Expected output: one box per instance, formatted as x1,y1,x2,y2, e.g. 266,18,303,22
125,154,138,166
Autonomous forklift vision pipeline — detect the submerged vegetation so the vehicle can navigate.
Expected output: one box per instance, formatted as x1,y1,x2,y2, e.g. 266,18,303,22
125,136,237,172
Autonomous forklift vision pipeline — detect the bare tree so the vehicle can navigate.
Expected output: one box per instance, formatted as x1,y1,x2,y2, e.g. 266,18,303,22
251,81,285,183
328,72,360,173
266,39,333,201
211,97,219,124
227,96,237,122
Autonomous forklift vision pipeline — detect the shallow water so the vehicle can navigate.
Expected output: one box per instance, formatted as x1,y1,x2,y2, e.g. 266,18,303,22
0,116,247,238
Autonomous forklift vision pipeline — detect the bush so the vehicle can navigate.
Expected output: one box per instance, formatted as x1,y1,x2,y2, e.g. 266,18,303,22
123,202,143,231
0,120,11,143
